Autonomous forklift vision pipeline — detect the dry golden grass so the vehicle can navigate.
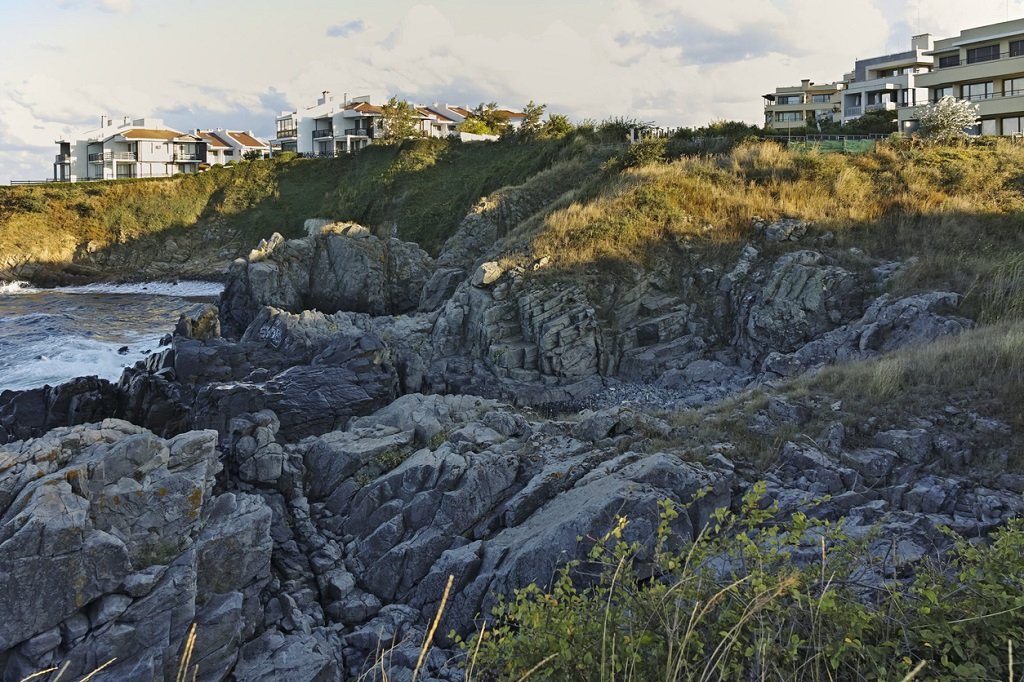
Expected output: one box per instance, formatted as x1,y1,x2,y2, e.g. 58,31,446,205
524,140,1024,325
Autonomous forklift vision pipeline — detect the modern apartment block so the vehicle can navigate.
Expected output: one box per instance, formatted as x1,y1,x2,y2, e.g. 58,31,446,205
899,18,1024,135
762,79,845,130
842,35,934,124
273,92,387,156
54,117,207,182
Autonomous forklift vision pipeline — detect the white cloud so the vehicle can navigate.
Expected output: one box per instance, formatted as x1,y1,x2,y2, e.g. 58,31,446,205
4,0,1024,183
97,0,133,13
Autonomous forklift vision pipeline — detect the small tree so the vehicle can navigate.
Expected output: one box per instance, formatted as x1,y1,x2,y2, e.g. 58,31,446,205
539,113,574,140
917,97,981,142
379,96,423,143
518,100,546,137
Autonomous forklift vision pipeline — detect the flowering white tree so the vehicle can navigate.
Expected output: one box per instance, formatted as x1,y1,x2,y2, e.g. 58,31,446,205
916,97,981,142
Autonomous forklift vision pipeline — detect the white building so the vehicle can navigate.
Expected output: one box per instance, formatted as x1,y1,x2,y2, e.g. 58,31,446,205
54,117,206,182
196,129,270,162
273,92,386,156
841,35,934,124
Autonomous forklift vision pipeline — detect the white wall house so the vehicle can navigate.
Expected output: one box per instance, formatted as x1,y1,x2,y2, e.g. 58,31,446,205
54,117,206,182
273,92,385,156
197,129,270,161
271,94,529,153
842,35,934,124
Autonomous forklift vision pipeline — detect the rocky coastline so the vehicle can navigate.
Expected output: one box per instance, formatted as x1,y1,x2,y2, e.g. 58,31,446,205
0,191,1018,680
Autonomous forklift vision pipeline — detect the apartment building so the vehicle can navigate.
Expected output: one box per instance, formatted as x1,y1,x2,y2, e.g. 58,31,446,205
272,92,386,156
195,129,270,163
762,79,845,130
899,18,1024,136
54,117,206,182
842,35,934,124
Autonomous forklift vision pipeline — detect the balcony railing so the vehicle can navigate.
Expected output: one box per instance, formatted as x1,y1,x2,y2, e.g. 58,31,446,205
88,151,136,162
343,128,370,136
276,128,298,139
311,128,334,139
54,154,70,164
865,102,897,112
845,106,863,117
174,153,200,162
935,49,1024,69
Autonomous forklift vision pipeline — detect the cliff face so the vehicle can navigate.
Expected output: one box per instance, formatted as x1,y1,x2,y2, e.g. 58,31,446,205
1,141,1023,680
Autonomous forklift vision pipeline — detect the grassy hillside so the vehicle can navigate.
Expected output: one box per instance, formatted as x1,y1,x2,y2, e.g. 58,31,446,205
513,139,1024,324
0,137,580,281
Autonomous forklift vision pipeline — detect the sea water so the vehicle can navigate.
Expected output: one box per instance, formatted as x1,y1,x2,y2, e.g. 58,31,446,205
0,280,222,392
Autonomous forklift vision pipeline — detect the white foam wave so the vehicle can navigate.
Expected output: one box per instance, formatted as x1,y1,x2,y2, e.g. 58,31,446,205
56,280,223,298
0,334,165,393
0,281,41,295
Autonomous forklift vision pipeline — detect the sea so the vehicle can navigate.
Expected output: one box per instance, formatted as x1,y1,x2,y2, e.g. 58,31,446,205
0,280,222,393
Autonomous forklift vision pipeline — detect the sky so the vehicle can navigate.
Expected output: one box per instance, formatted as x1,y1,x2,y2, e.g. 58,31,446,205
1,0,1023,183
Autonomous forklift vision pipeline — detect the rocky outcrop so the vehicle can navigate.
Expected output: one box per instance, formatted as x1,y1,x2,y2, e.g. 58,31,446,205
220,225,433,335
760,291,972,379
0,420,276,681
0,376,119,444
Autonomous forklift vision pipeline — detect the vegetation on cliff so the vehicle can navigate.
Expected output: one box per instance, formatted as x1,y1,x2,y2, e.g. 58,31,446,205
463,487,1024,681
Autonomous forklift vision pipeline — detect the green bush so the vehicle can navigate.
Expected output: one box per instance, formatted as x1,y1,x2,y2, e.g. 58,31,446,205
611,138,668,170
461,483,1024,681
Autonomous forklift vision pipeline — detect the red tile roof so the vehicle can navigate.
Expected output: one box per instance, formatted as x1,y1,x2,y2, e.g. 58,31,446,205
120,129,183,141
345,102,384,115
197,131,231,148
226,131,267,148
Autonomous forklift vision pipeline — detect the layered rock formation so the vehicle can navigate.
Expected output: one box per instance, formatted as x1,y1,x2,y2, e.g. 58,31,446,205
0,202,1009,681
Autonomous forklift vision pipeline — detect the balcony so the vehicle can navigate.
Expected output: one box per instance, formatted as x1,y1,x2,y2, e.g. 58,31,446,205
54,154,70,164
865,102,898,112
311,128,334,139
845,106,864,117
276,128,298,139
343,128,371,137
174,153,200,162
88,151,136,162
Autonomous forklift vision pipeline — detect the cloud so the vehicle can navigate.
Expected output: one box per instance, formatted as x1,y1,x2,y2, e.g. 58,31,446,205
98,0,133,12
326,20,365,38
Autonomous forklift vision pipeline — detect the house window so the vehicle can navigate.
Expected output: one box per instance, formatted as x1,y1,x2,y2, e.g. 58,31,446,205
966,45,1000,64
776,112,803,122
938,54,960,68
777,95,802,105
811,94,830,103
1011,40,1024,57
1005,77,1024,96
933,86,954,102
963,82,994,101
1002,116,1024,135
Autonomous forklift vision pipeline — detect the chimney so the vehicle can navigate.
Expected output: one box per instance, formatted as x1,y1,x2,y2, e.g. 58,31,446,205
343,92,349,105
123,116,130,125
801,79,811,88
100,115,108,128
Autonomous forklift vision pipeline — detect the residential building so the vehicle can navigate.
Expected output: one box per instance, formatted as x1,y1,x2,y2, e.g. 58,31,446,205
195,130,232,166
762,79,846,130
417,107,458,137
218,130,270,159
899,18,1024,135
54,117,207,182
842,35,934,125
272,94,527,153
273,92,384,157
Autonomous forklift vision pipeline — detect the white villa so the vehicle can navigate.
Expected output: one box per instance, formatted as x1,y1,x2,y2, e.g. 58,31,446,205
272,93,527,155
54,117,269,182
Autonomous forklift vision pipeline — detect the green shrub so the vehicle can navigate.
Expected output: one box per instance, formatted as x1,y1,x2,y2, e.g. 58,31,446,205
461,484,1024,681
